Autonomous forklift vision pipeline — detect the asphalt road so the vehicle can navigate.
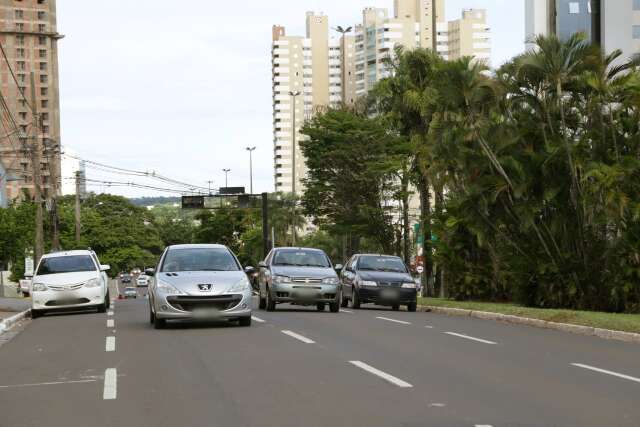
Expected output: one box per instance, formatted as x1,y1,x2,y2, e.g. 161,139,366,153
0,286,639,427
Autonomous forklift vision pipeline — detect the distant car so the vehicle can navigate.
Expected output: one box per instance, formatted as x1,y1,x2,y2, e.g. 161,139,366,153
123,287,137,299
136,275,149,287
30,250,111,318
148,244,252,329
340,254,418,312
131,268,141,275
121,274,132,284
257,247,342,312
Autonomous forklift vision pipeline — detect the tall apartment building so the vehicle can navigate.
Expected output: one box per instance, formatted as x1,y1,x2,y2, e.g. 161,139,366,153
525,0,640,61
443,9,491,63
271,12,342,194
0,0,62,203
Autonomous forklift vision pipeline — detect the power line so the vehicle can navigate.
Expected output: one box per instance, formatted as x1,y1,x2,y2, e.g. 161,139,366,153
68,177,208,195
0,41,35,114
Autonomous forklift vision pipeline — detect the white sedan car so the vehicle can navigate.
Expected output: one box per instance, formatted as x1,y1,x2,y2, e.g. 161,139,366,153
30,250,111,318
136,275,149,287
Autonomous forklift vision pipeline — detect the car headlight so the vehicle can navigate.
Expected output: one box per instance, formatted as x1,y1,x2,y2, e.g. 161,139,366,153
401,282,417,289
273,275,290,284
360,280,377,287
32,282,48,292
156,280,183,295
84,278,100,288
322,277,339,285
228,277,251,293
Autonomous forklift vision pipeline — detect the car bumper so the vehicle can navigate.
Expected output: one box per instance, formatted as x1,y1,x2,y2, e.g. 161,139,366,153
32,288,105,310
359,287,417,305
153,289,252,320
271,283,339,304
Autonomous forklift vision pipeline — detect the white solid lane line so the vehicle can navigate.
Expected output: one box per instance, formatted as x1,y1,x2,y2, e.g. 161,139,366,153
571,363,640,384
103,368,117,400
349,361,413,388
444,332,497,345
281,330,315,344
105,336,115,352
0,380,96,389
475,425,493,427
376,316,411,325
251,316,266,323
340,309,354,313
106,319,114,328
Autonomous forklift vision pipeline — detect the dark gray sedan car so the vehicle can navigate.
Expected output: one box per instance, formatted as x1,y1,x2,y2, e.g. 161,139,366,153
257,247,343,312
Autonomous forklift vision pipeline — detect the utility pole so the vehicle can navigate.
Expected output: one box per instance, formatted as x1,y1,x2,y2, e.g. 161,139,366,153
49,140,61,251
30,72,44,266
261,192,270,258
75,170,81,244
288,91,300,194
222,169,231,188
246,146,256,194
207,180,214,195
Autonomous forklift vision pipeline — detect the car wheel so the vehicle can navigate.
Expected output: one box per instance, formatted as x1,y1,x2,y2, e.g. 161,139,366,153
392,304,400,311
407,301,417,312
266,286,276,311
341,292,349,307
105,292,111,309
238,316,252,327
316,302,326,311
153,316,166,329
258,288,267,309
22,292,30,298
31,309,42,319
97,298,107,313
149,304,155,324
352,290,361,309
329,300,340,313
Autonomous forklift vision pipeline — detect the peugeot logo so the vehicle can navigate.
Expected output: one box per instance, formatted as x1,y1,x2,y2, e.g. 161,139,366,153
198,284,212,291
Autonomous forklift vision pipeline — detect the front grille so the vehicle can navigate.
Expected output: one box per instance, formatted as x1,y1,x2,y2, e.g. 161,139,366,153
291,277,323,284
378,282,402,288
45,298,90,306
48,283,85,291
276,292,290,298
323,293,336,299
166,295,242,312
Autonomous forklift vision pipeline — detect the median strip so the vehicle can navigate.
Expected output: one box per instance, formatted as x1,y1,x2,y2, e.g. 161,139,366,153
444,332,497,345
349,361,413,388
281,330,315,344
376,316,411,325
571,363,640,384
103,368,117,400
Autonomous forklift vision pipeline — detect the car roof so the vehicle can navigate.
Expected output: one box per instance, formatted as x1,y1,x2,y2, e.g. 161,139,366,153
274,247,325,252
42,250,94,259
167,244,228,250
354,254,402,258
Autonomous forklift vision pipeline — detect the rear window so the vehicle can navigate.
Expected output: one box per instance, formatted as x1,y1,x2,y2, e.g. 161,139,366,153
273,249,331,268
161,248,240,272
36,255,97,275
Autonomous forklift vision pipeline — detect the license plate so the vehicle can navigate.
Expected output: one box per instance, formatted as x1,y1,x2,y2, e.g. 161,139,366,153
296,289,318,298
381,289,398,299
193,308,221,319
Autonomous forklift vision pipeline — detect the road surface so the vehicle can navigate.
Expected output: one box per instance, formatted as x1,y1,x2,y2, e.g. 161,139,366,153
0,289,638,427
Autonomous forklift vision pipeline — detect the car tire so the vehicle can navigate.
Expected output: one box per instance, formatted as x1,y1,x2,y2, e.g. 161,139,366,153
352,290,361,309
341,292,349,307
392,304,400,311
316,302,326,311
238,316,252,327
97,299,107,313
258,289,267,310
329,301,340,313
407,302,417,312
266,286,276,312
31,309,42,319
105,292,111,309
153,316,166,329
22,291,30,298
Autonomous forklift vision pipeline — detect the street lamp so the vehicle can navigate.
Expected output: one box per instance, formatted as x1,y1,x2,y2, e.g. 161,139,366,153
222,169,231,188
207,180,214,196
333,26,353,105
288,90,301,194
246,147,256,195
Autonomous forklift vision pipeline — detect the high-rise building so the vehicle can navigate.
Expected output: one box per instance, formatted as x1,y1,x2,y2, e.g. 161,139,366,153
271,13,342,194
0,0,62,203
444,9,491,63
525,0,640,61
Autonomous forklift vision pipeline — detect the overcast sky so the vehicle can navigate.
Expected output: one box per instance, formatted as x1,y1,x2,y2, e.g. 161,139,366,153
57,0,524,198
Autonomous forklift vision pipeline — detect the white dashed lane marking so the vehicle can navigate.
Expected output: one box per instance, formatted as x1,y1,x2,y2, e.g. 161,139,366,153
103,368,117,400
105,336,115,352
251,316,266,323
349,361,413,388
107,311,114,316
281,330,315,344
444,332,497,345
376,316,411,325
340,309,354,313
106,319,114,328
571,363,640,384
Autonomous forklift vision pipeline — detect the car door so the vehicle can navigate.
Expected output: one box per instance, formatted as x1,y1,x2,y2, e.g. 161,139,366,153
341,256,357,298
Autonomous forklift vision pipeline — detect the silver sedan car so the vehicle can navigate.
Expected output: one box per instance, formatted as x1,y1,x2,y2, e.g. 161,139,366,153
258,247,342,312
148,244,252,329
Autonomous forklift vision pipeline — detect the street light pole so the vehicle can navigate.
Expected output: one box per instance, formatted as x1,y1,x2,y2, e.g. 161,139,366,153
333,26,353,104
207,180,214,195
222,169,231,188
246,146,256,195
288,90,301,194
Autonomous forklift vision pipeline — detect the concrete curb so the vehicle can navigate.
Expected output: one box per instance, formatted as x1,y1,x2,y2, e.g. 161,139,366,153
0,309,31,334
419,305,640,344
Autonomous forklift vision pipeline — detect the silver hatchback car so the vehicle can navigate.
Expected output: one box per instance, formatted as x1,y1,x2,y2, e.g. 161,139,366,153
258,247,342,312
148,244,252,329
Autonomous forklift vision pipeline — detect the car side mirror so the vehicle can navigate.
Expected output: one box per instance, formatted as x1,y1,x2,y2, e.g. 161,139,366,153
258,261,267,269
244,266,256,274
100,264,110,272
145,268,155,277
334,264,343,273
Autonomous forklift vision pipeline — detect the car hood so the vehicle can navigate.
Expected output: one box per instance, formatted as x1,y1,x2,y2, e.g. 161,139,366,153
271,266,337,279
157,271,246,295
33,271,98,285
357,271,413,283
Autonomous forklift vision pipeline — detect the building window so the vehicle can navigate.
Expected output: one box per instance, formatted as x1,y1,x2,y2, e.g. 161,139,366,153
37,11,46,20
18,73,25,83
39,36,46,46
38,24,46,32
15,35,24,45
16,48,25,57
634,25,640,40
17,61,25,70
568,2,580,14
39,62,47,71
41,113,49,121
42,125,49,134
40,87,48,96
39,49,47,58
15,23,24,31
41,100,48,108
15,9,24,19
634,0,640,10
39,74,47,84
19,112,27,121
38,0,46,3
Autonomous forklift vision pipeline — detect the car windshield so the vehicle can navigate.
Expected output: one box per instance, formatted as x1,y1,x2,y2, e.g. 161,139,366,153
125,287,135,291
358,256,407,273
36,255,97,275
161,248,240,272
273,250,331,267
